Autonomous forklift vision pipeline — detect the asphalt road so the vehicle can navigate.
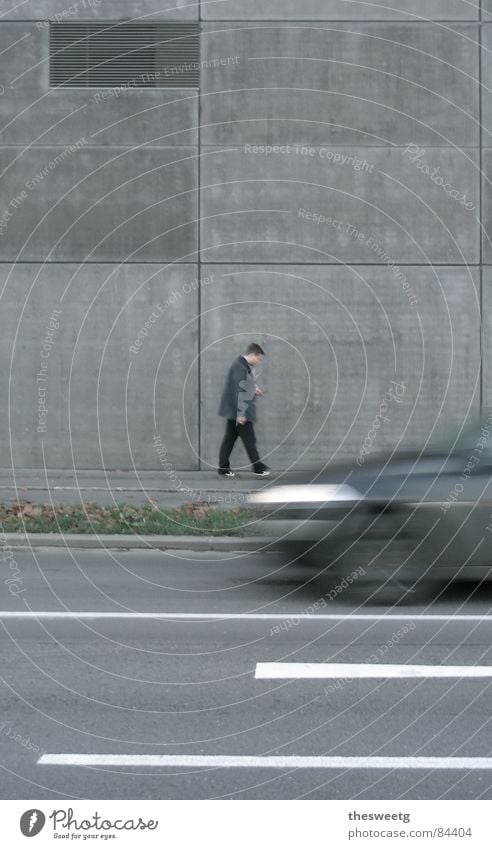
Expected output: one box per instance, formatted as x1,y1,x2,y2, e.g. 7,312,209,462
2,547,492,800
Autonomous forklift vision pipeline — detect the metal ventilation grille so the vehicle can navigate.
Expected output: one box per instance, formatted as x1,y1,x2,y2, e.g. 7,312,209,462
49,21,201,87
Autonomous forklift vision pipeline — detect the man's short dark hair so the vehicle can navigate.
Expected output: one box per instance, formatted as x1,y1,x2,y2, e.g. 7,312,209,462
245,343,265,356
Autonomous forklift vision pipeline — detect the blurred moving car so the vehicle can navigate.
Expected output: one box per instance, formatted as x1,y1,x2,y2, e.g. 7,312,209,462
248,413,492,604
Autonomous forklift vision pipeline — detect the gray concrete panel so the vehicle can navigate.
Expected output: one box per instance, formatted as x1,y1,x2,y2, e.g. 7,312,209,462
203,1,476,20
481,267,492,408
0,1,198,20
201,23,478,147
480,150,492,262
0,146,198,261
0,263,199,470
0,24,197,145
482,1,492,18
200,265,480,470
200,146,479,264
480,25,492,147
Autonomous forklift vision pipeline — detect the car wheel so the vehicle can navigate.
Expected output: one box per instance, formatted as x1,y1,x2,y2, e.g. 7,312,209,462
305,511,439,605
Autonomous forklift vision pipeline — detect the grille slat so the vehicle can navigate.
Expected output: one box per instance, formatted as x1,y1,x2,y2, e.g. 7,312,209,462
49,21,201,88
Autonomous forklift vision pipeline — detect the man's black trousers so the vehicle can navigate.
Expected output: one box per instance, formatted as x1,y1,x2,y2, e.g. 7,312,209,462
218,419,266,473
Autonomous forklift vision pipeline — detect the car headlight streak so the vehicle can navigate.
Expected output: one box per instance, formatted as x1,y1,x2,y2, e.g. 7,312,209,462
248,484,361,505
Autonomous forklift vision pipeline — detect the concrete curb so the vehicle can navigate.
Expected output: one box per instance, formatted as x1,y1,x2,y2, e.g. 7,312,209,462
2,533,279,552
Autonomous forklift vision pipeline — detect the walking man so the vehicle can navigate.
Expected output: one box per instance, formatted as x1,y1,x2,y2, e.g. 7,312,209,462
217,343,271,478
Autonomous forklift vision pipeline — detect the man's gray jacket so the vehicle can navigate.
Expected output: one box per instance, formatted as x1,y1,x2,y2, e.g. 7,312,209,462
218,355,257,422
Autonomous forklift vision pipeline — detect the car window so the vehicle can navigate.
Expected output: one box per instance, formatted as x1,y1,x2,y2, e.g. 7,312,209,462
451,411,492,458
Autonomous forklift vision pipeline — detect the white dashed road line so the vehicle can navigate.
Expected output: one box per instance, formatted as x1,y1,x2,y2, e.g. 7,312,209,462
38,754,492,770
255,663,492,679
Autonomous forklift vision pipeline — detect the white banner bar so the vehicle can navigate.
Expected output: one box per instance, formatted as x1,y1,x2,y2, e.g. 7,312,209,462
1,800,490,847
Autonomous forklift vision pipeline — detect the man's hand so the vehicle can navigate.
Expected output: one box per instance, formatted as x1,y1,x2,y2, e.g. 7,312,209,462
236,416,247,425
255,388,264,396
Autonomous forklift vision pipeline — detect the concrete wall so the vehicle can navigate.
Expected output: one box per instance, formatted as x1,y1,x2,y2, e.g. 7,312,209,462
0,1,199,20
202,2,477,20
200,23,478,147
200,265,480,472
2,263,199,470
0,1,199,469
0,0,485,470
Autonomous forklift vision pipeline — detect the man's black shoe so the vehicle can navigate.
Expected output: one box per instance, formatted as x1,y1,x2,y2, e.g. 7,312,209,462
218,470,237,478
254,467,271,477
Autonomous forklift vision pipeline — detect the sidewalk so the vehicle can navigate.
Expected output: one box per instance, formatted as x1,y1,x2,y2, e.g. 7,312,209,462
0,468,294,508
0,469,292,551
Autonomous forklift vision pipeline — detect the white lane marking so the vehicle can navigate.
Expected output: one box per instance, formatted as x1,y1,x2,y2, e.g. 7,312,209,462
38,754,492,770
2,612,492,622
256,663,492,679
